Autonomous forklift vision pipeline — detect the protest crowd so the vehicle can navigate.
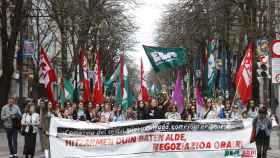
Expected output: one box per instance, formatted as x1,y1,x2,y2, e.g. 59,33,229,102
1,42,279,158
35,95,272,123
1,91,279,158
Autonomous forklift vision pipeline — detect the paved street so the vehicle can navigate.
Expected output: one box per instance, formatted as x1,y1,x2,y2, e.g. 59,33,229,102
267,128,280,158
0,128,279,158
0,129,43,158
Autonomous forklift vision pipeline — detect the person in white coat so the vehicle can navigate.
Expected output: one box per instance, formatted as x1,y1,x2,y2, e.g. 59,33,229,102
165,104,181,120
21,103,40,158
203,98,217,119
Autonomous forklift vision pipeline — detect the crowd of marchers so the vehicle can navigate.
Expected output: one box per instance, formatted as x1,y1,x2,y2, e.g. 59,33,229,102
37,95,278,122
1,94,279,158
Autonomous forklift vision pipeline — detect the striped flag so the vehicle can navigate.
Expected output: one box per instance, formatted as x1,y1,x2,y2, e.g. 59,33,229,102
79,49,90,103
138,58,150,102
92,48,104,104
39,47,57,105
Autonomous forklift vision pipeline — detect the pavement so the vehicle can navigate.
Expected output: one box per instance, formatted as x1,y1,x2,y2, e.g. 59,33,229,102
267,128,280,158
0,128,280,158
0,129,43,158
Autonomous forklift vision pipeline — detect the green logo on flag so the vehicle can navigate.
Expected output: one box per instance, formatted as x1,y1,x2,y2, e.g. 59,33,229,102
143,45,187,72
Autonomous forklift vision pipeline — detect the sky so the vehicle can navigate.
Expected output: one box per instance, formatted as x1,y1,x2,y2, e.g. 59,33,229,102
128,0,172,71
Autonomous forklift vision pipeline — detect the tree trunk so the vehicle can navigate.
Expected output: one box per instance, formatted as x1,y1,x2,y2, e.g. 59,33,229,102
61,28,68,77
0,0,27,107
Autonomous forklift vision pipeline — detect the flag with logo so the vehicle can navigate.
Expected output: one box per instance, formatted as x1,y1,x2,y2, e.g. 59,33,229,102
92,48,104,104
143,45,187,72
235,42,253,104
64,79,74,102
79,49,90,103
39,47,57,105
207,39,218,97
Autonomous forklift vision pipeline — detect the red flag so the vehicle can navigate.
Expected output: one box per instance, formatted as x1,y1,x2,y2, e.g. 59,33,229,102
139,58,150,102
79,49,90,103
235,42,253,104
39,47,57,106
93,48,104,104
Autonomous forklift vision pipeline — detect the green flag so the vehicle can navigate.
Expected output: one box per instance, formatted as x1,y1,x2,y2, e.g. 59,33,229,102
143,45,187,72
207,40,218,97
104,64,120,87
57,80,65,108
149,83,156,97
64,79,74,102
115,64,131,110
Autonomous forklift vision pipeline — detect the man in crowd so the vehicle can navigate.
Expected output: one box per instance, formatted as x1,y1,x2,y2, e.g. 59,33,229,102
1,97,22,158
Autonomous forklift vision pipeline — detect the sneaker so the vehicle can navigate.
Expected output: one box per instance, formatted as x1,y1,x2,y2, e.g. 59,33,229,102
9,155,13,158
13,154,18,158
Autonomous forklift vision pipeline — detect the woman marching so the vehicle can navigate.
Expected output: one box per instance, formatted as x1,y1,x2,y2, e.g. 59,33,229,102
251,106,272,158
21,103,40,158
42,101,55,158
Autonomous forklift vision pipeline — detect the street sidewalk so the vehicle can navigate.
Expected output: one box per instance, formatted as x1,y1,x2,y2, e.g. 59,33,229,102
267,128,280,158
0,129,280,158
0,129,43,158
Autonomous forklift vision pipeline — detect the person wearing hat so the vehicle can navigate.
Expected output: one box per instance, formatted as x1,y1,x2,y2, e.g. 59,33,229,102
251,106,272,158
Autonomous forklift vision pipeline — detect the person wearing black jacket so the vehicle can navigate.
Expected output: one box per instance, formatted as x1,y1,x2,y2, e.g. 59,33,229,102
147,98,164,119
137,101,149,120
73,102,90,121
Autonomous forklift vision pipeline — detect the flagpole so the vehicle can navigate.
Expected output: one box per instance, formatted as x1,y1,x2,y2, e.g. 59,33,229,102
231,72,242,107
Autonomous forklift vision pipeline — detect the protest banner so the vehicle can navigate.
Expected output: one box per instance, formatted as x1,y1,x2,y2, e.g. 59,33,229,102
49,118,256,158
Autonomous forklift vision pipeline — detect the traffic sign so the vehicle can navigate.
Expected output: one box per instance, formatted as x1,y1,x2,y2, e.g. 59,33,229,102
271,40,280,58
275,74,280,83
272,58,280,83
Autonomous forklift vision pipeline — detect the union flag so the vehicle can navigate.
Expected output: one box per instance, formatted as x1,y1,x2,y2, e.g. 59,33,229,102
235,42,253,104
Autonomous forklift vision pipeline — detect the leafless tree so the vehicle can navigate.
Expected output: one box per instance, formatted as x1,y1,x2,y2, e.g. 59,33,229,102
0,0,32,106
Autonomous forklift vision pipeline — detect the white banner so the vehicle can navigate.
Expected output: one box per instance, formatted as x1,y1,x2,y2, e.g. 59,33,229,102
49,118,256,158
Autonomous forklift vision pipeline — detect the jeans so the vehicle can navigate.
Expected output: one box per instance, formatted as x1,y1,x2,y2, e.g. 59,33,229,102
5,128,18,155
